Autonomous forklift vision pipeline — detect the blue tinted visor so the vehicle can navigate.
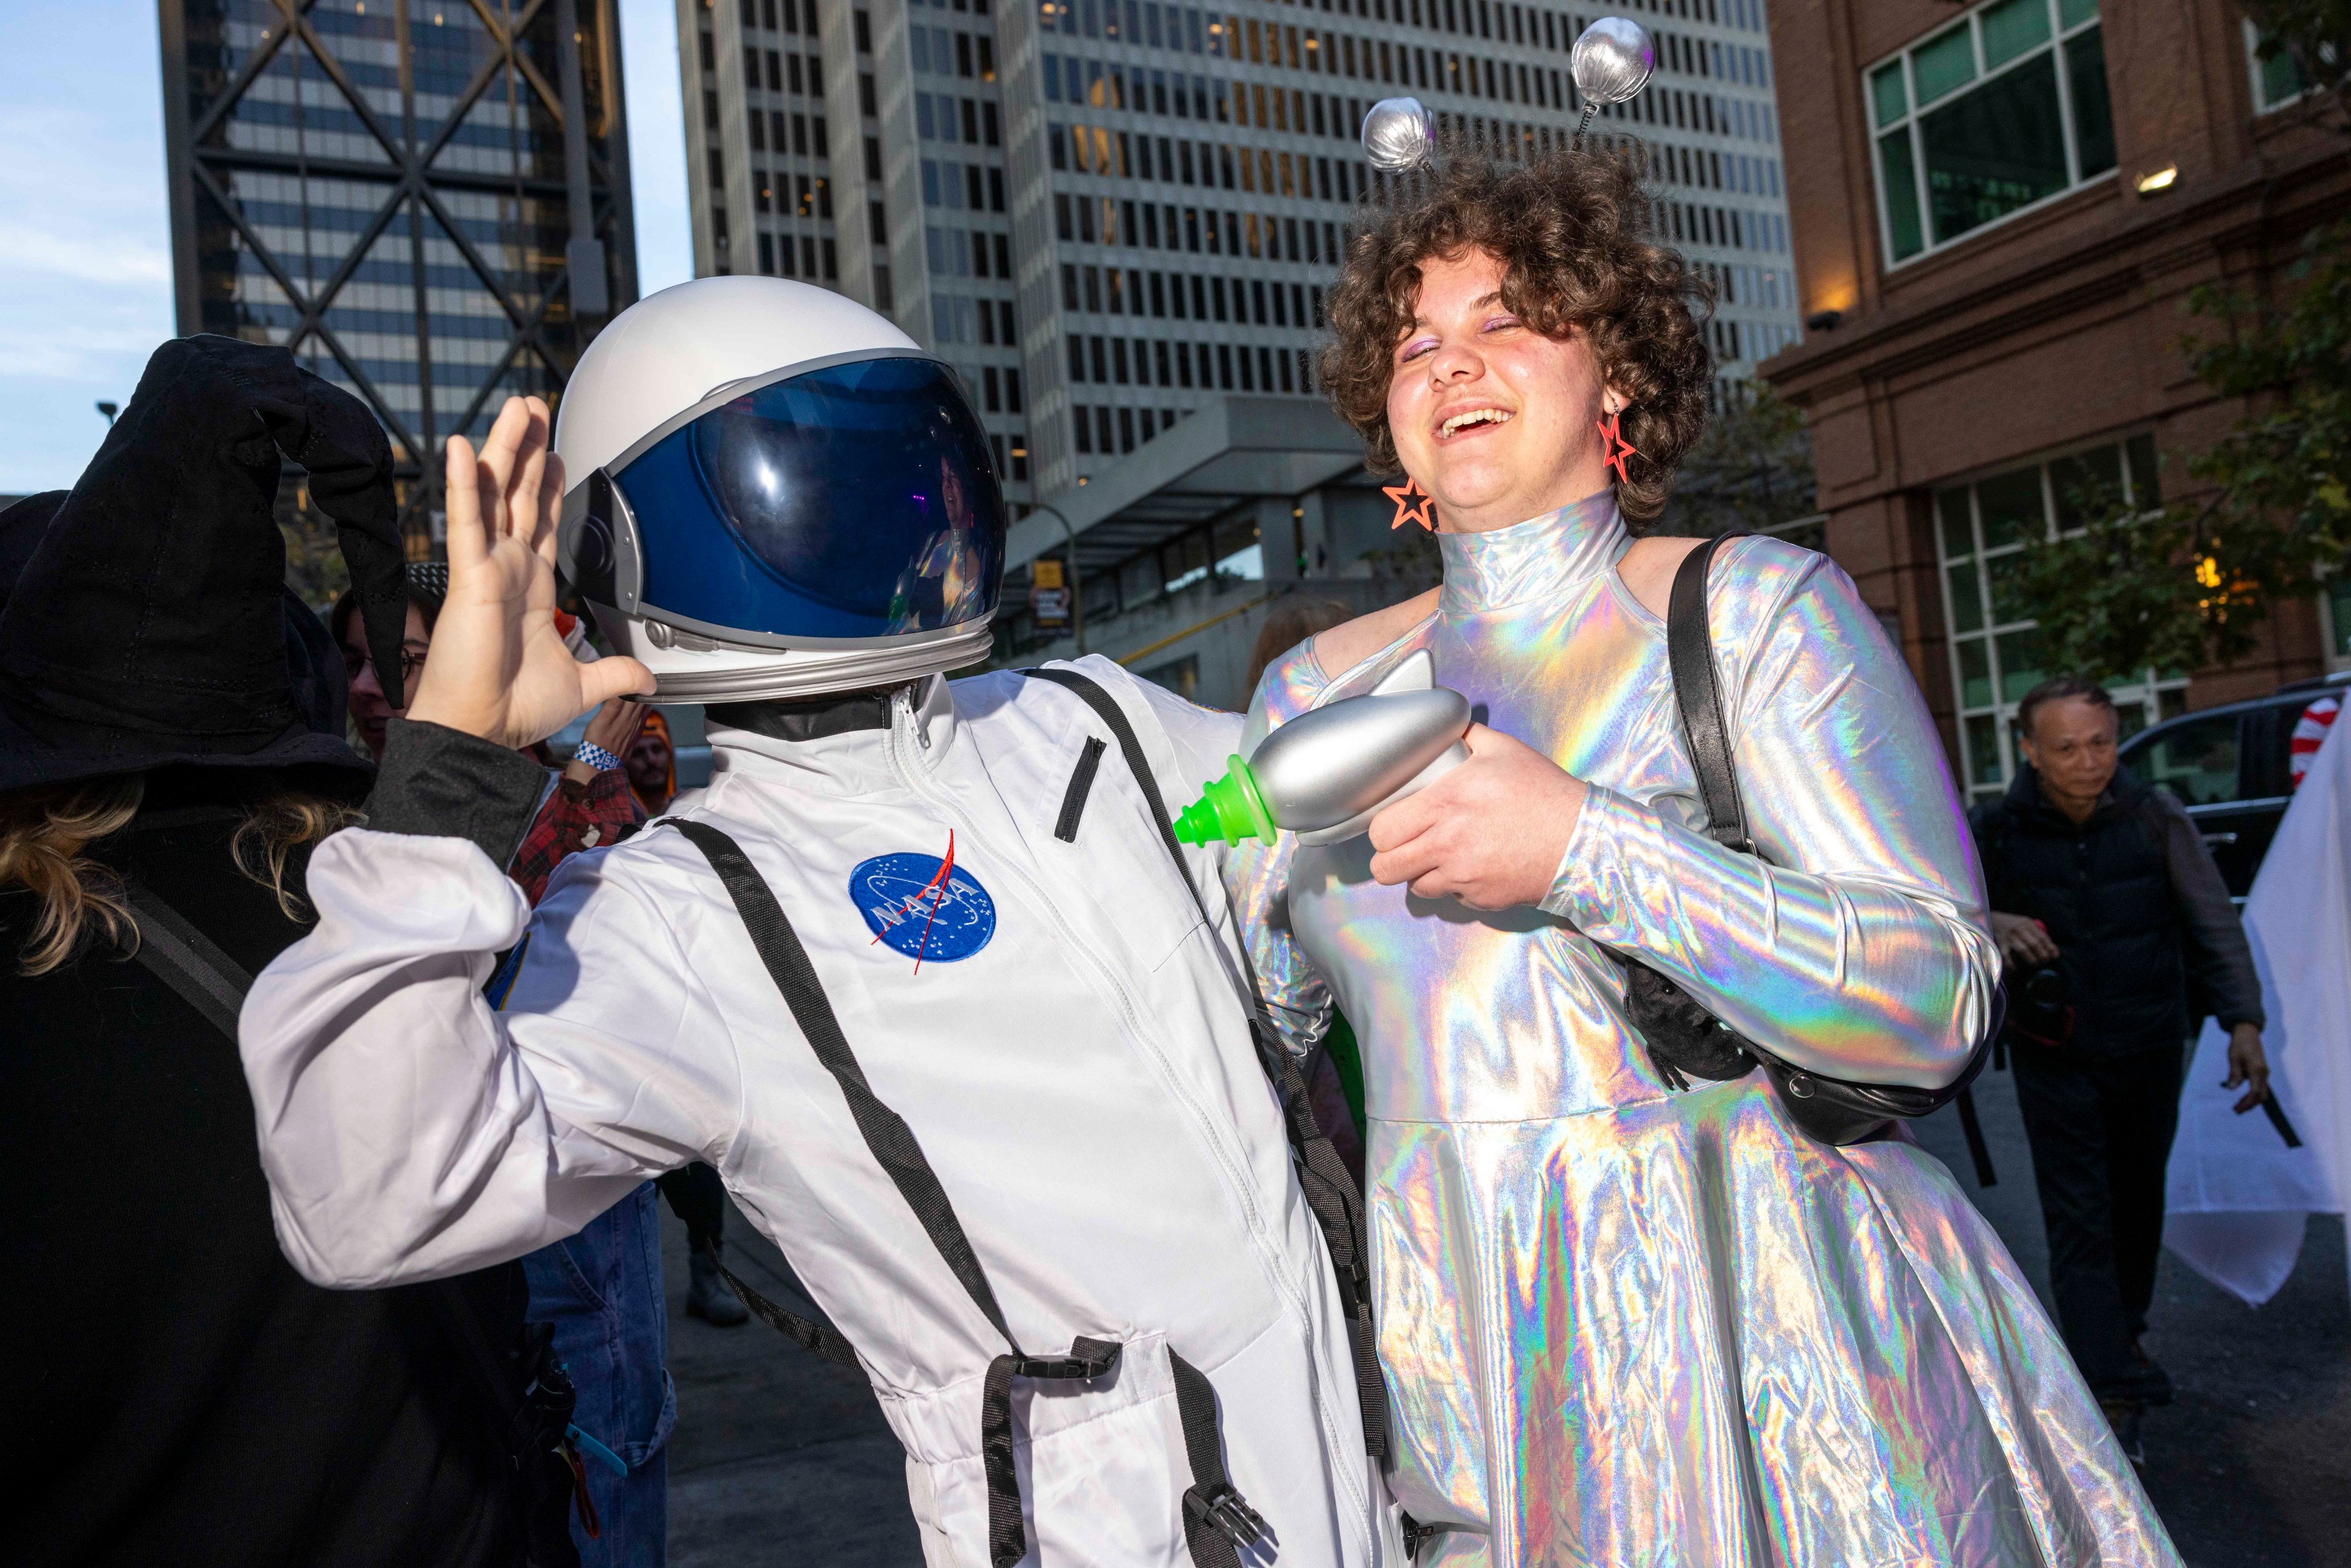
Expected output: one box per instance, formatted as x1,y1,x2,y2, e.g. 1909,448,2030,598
613,356,1006,641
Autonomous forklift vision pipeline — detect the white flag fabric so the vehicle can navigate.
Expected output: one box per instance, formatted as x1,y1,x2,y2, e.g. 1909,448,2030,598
2164,702,2351,1305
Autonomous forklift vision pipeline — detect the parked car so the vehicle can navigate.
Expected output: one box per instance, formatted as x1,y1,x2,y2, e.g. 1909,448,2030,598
2117,670,2349,898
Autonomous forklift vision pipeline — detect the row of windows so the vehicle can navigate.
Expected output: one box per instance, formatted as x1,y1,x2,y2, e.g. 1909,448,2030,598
1056,194,1341,267
1652,141,1780,198
740,47,825,99
733,0,841,41
1042,6,1769,122
932,290,1022,345
910,25,997,78
1062,264,1321,329
922,159,1010,211
930,226,1015,280
222,197,556,253
744,106,832,159
218,173,567,227
208,92,562,160
1053,125,1372,209
756,231,842,280
918,92,1004,145
1071,401,1191,456
1044,46,1602,141
215,294,531,347
1066,327,1314,395
756,171,833,217
1664,200,1784,255
229,251,534,299
974,366,1026,412
1036,0,1757,59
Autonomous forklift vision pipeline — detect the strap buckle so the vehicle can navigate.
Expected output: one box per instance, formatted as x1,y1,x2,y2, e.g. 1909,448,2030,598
1185,1482,1270,1550
1008,1338,1122,1382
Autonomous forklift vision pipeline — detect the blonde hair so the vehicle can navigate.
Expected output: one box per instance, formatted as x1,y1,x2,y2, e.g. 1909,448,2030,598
0,775,360,975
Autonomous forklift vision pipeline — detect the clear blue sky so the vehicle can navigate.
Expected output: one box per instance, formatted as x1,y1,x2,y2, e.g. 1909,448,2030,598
0,0,694,496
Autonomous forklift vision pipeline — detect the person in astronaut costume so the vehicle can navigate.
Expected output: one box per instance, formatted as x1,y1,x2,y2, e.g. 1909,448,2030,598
237,277,1396,1567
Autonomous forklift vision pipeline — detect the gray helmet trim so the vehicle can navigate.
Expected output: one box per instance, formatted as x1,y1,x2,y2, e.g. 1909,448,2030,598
636,601,997,655
627,620,997,704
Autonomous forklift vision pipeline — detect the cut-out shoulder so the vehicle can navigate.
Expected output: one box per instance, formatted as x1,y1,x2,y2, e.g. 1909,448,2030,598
1615,535,1706,621
1311,586,1440,680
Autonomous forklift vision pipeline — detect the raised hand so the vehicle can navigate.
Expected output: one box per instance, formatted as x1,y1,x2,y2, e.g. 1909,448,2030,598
407,396,653,748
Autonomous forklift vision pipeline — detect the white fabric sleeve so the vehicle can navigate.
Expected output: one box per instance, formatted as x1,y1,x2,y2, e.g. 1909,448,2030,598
239,828,738,1288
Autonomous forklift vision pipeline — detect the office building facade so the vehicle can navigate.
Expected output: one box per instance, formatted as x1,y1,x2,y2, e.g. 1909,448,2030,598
681,0,1802,538
160,0,637,546
1763,0,2349,805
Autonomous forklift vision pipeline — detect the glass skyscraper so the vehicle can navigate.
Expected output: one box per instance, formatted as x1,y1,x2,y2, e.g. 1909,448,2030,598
682,0,1799,515
160,0,637,549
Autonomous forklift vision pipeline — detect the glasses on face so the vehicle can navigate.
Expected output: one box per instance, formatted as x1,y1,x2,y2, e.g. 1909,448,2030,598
347,645,429,686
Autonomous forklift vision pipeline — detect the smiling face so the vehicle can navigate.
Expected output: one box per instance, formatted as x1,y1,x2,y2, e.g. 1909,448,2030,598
1385,248,1620,534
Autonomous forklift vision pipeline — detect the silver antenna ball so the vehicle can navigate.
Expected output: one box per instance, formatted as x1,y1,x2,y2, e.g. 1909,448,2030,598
1572,17,1655,107
1360,96,1436,173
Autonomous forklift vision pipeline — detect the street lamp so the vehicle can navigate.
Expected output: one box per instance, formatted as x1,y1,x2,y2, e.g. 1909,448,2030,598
1025,500,1086,656
95,401,119,426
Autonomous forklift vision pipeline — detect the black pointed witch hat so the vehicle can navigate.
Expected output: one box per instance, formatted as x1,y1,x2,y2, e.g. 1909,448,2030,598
0,335,412,793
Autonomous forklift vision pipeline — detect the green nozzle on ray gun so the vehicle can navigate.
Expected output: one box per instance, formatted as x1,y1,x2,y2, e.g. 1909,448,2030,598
1174,650,1474,847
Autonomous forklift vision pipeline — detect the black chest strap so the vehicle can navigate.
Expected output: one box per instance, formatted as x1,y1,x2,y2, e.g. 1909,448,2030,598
1020,666,1392,1465
665,817,1261,1568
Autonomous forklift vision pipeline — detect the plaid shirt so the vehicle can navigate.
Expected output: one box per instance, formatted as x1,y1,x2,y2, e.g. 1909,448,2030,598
509,765,645,907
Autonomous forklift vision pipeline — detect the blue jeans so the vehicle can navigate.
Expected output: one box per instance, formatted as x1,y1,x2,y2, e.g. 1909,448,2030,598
523,1182,677,1567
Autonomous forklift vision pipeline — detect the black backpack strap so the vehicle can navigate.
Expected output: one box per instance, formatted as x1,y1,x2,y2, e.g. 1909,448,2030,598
121,880,253,1040
1666,531,1752,853
1170,1351,1270,1568
1020,666,1392,1463
665,818,1127,1568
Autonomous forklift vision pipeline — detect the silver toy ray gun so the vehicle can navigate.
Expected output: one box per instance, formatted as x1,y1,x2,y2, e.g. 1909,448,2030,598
1174,651,1472,847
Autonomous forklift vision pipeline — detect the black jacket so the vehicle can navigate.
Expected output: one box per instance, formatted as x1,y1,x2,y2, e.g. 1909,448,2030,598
0,773,542,1568
1970,765,2263,1057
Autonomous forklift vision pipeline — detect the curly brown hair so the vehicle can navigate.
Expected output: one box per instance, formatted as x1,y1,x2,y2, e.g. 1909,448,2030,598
1321,148,1714,523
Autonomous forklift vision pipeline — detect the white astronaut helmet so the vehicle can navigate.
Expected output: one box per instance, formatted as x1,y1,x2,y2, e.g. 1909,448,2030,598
553,276,1006,702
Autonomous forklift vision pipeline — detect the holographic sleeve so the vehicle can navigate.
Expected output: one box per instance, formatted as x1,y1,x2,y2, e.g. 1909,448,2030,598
1542,540,1998,1091
1222,670,1337,1063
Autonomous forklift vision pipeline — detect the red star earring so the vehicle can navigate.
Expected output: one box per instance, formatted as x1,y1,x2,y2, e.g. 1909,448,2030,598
1597,407,1639,484
1383,474,1436,531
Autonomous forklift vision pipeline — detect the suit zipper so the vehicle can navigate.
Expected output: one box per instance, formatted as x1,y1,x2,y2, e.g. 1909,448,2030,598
883,688,1374,1543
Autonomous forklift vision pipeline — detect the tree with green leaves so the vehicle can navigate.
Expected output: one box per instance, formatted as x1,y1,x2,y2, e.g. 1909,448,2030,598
2008,4,2351,684
2009,220,2351,685
1659,383,1818,540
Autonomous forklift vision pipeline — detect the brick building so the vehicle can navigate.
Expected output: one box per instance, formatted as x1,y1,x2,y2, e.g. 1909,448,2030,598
1761,0,2351,803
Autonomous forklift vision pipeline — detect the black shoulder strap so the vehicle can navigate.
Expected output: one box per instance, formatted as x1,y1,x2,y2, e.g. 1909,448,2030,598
1019,666,1392,1463
665,818,1122,1568
1667,532,1752,853
121,881,253,1040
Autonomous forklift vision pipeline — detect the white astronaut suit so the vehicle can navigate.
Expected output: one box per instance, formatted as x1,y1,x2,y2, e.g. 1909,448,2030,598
237,279,1395,1567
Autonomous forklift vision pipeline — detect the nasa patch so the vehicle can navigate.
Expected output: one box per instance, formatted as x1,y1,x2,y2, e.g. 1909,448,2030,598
850,850,997,965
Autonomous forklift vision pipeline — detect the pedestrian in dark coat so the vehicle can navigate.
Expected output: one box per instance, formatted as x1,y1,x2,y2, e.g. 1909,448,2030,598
1970,676,2271,1464
0,337,576,1568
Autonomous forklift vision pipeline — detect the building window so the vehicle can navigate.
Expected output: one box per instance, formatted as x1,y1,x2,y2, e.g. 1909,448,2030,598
1933,433,2178,800
2247,24,2315,113
1867,0,2113,266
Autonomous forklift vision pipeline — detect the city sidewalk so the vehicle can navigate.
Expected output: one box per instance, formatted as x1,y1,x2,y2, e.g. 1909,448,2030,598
661,1062,2351,1567
657,1209,919,1567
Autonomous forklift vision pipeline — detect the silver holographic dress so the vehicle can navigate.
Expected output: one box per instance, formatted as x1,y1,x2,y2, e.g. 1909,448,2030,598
1229,495,2177,1566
